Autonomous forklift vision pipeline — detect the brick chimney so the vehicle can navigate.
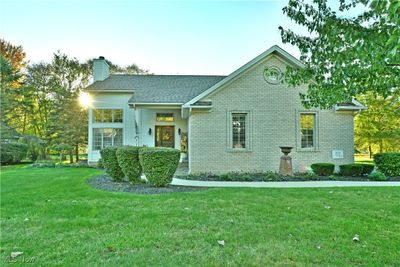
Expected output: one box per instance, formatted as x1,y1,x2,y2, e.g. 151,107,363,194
93,56,109,82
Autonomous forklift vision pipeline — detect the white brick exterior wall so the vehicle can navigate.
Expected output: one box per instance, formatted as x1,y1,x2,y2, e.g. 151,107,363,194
188,54,355,174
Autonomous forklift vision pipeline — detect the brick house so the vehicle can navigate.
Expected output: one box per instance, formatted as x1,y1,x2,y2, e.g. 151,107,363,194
85,45,365,174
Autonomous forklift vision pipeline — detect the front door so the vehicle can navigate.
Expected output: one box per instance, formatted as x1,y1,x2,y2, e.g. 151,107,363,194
155,126,175,148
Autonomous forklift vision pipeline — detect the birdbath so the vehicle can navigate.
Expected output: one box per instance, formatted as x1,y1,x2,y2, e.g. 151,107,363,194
279,146,293,176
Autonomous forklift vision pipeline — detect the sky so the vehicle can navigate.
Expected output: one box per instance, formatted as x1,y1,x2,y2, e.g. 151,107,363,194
1,0,310,75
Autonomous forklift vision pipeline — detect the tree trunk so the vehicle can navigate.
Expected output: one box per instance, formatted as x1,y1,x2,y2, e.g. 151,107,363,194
75,144,79,162
22,111,27,134
368,145,373,159
69,150,74,163
379,140,383,153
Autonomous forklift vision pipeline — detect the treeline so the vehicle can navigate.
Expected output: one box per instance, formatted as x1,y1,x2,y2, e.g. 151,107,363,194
354,92,400,158
0,38,149,163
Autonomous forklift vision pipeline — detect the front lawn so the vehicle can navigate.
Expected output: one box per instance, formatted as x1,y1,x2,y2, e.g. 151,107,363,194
1,167,399,266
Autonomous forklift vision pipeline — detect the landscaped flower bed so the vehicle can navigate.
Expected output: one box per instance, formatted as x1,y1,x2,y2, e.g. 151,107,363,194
177,172,400,182
88,174,206,194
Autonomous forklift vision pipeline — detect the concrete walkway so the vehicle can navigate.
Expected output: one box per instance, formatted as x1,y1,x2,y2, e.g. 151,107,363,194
171,178,400,188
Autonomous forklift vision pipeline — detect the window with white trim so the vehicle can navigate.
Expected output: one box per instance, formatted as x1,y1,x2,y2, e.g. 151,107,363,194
232,113,247,149
156,113,174,122
93,128,123,150
300,113,315,149
93,109,123,123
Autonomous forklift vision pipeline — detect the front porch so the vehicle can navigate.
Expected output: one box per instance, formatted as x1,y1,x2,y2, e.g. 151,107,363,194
132,105,188,161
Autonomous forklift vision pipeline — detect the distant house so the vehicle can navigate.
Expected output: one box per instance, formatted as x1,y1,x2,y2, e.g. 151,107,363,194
0,122,21,143
85,46,365,174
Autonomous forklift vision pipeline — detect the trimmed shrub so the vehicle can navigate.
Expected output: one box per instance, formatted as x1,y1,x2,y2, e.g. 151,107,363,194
359,164,374,175
0,143,28,164
97,158,104,169
368,171,388,181
339,164,363,176
311,163,335,176
219,173,234,181
263,171,281,181
374,153,400,177
100,147,125,181
139,147,180,187
116,146,142,184
32,160,56,168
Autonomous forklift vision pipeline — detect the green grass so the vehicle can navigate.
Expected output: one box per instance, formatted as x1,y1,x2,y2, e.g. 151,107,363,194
1,167,399,266
355,160,375,165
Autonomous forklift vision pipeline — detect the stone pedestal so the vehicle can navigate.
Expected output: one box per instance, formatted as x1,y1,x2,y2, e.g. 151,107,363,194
279,155,293,176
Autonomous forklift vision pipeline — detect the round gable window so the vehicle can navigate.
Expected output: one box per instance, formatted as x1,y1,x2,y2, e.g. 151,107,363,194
264,66,283,84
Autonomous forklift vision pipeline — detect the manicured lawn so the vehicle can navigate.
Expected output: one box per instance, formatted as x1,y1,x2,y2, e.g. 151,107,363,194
1,167,399,266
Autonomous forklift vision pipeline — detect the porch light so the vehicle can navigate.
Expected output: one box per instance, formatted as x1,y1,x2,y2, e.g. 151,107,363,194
178,128,181,135
148,128,152,135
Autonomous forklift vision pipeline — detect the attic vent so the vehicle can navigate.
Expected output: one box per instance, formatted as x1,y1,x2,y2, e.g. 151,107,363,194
264,66,283,84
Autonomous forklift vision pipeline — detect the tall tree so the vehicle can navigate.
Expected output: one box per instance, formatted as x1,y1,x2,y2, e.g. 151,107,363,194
1,40,27,139
48,52,91,162
279,0,400,108
85,59,151,75
355,92,400,157
0,38,26,79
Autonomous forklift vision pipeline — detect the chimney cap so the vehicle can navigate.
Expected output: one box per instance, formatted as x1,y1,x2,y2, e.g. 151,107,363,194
98,56,105,60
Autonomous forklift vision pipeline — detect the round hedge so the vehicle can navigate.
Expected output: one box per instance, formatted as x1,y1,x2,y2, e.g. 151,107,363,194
339,164,363,176
310,163,335,176
139,147,180,187
374,153,400,177
0,143,28,164
116,146,142,184
100,147,125,181
358,164,374,175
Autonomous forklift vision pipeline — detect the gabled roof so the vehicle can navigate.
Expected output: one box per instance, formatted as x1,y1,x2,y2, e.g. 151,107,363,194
85,74,226,104
183,45,304,107
127,75,226,104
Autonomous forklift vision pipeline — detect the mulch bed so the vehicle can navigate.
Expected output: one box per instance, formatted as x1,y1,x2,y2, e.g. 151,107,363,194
87,175,206,194
178,175,400,182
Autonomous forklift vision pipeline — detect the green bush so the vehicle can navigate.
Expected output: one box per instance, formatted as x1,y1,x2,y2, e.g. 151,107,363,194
358,164,375,175
0,143,28,164
219,173,234,181
139,147,180,187
32,160,56,168
100,147,125,181
97,158,104,169
368,171,388,181
263,171,281,181
57,161,89,168
241,174,253,181
374,153,400,177
311,163,335,176
339,164,363,176
116,146,142,184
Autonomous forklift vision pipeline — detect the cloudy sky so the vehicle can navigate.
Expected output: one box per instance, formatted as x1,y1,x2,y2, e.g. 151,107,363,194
1,0,309,75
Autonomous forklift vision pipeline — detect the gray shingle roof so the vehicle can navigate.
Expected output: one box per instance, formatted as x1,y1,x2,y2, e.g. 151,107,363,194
85,74,226,104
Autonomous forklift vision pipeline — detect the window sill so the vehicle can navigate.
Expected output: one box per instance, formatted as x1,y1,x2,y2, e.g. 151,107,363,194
296,148,320,152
